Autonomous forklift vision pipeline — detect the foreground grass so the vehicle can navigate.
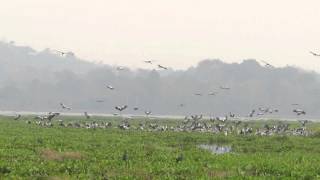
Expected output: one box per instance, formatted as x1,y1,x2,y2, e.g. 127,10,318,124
0,117,320,179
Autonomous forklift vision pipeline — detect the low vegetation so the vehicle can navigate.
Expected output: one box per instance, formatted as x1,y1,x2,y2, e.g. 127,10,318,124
0,116,320,179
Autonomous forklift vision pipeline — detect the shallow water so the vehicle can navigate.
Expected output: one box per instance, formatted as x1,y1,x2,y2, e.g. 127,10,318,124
198,144,232,154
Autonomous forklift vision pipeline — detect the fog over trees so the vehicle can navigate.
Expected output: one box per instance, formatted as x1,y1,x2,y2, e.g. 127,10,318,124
1,41,320,117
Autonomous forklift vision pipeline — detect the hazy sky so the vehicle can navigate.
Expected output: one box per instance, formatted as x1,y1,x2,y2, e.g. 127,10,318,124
1,0,320,70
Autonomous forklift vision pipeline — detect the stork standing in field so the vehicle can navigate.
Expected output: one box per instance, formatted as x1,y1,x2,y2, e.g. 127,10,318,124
249,110,255,117
299,120,309,127
84,112,91,119
14,114,21,120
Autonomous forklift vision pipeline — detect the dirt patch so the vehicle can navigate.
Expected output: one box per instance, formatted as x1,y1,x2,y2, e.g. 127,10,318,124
47,176,71,180
63,151,83,160
40,149,84,161
207,170,230,178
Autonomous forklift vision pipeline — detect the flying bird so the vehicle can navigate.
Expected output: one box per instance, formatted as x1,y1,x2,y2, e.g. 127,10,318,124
106,85,114,90
293,109,306,115
60,103,72,110
133,107,139,111
145,111,152,116
194,93,203,96
115,105,128,112
208,92,217,96
116,66,125,71
261,60,274,68
310,51,320,57
220,86,230,90
54,50,74,57
54,50,67,56
158,64,168,70
144,60,153,64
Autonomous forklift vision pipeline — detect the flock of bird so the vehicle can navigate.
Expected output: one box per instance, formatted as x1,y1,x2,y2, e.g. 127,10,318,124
9,49,320,138
18,110,311,137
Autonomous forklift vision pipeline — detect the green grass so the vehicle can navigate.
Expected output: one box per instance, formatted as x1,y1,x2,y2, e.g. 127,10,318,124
0,116,320,179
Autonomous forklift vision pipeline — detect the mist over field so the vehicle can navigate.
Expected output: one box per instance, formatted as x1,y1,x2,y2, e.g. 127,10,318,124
1,41,319,117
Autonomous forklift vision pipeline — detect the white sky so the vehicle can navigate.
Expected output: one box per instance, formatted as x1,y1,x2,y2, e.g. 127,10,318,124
1,0,320,70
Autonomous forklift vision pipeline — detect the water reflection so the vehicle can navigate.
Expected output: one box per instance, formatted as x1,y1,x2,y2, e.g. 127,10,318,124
198,144,232,154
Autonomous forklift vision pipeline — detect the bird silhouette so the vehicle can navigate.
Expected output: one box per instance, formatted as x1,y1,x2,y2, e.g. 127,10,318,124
158,64,168,70
115,105,128,112
261,60,274,68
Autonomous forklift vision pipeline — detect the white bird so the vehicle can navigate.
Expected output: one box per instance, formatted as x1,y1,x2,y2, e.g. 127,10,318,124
107,85,114,90
310,51,320,57
194,93,203,96
145,111,152,116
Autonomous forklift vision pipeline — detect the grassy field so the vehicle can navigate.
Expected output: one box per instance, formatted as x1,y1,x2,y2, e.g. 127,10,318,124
0,116,320,179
